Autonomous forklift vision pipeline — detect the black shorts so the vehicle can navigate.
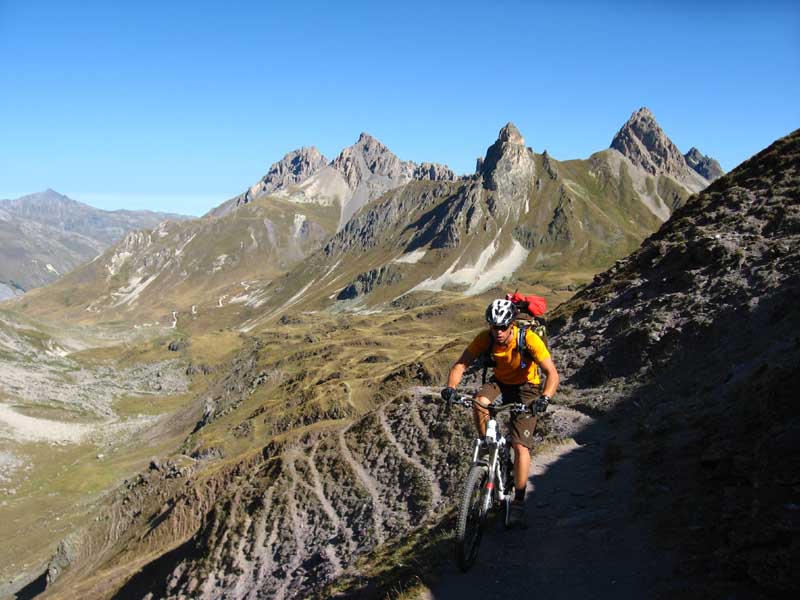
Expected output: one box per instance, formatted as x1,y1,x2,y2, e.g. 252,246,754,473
476,380,539,449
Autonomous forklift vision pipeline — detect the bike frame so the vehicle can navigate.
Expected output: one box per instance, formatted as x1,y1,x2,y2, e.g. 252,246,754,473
470,424,512,514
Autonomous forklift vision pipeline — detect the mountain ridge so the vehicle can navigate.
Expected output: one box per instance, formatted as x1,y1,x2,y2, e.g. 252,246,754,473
0,189,190,297
12,109,717,325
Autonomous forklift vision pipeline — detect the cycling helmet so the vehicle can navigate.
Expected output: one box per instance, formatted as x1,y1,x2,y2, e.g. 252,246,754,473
485,299,517,327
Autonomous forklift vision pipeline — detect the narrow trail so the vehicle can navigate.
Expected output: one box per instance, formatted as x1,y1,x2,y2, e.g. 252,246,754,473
376,407,443,509
338,427,386,545
427,406,668,600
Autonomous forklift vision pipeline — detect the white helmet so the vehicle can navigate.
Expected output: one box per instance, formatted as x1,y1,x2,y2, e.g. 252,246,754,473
485,299,517,327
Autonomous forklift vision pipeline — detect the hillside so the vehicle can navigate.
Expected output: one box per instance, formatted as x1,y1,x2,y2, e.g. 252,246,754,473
14,195,340,323
0,190,189,296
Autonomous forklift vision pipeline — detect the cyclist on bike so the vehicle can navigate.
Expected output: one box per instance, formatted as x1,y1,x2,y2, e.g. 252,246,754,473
442,298,560,526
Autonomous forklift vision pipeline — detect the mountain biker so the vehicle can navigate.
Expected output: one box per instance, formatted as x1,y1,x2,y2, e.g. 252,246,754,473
442,298,560,526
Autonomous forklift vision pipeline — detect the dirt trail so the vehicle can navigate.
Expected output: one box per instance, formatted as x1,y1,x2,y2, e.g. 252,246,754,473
426,406,669,600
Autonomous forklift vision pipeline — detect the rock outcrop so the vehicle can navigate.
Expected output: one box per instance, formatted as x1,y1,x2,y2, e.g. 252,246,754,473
248,146,328,198
413,161,457,182
479,122,536,215
210,147,329,217
684,146,725,181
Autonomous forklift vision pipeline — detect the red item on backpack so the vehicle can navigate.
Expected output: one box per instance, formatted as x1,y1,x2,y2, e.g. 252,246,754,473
506,292,547,317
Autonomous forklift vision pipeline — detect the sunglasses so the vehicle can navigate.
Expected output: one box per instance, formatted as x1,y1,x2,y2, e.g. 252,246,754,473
490,324,511,332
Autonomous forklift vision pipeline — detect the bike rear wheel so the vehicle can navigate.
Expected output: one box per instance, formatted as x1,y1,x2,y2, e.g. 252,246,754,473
455,464,489,572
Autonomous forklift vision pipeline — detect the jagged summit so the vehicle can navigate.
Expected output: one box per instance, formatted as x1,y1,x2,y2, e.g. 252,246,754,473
610,107,690,179
253,146,329,196
684,147,724,181
480,122,536,197
498,122,525,145
331,131,412,190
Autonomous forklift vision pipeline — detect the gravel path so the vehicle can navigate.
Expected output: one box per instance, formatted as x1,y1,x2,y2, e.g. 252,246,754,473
426,407,670,600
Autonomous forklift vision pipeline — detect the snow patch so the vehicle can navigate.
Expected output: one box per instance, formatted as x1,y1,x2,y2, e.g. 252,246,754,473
292,213,307,237
111,273,159,307
409,240,529,296
218,295,227,308
171,311,178,328
393,249,426,264
175,233,196,256
191,305,197,315
45,263,59,275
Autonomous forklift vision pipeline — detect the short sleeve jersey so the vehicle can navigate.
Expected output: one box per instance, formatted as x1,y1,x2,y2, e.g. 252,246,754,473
466,324,551,385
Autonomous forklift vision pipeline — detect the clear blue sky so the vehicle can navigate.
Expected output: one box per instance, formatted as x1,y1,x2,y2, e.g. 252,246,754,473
1,0,798,215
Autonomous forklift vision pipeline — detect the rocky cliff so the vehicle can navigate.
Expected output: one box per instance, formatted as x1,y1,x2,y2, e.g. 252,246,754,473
550,128,800,596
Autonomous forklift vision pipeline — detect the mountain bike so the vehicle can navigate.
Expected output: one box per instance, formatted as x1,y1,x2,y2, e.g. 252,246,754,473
447,394,533,572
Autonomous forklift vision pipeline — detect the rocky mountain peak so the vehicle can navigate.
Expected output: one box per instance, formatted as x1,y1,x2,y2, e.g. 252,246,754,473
684,147,724,181
610,107,690,179
253,146,328,196
480,122,536,202
331,132,414,191
498,122,525,145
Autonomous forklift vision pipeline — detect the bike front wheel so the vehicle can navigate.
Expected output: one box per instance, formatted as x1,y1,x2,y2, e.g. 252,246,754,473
455,464,489,572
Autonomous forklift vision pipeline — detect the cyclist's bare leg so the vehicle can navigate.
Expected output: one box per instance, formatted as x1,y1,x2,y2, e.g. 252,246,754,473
472,395,491,436
512,443,530,493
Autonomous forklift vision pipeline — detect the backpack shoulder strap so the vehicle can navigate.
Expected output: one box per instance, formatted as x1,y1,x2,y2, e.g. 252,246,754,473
517,323,532,369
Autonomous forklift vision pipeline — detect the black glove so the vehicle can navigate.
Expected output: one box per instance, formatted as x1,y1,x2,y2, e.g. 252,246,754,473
533,395,551,414
441,387,456,403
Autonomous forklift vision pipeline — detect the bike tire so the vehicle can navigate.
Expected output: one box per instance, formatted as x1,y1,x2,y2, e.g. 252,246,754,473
502,449,514,529
455,464,489,572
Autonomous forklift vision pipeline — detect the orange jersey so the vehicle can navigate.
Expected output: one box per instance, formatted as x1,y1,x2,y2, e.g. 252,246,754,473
466,324,551,385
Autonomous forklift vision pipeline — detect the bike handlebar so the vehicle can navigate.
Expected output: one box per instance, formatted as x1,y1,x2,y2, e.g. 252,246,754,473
448,394,539,415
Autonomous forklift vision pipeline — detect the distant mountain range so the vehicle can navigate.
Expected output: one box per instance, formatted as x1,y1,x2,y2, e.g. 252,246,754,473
209,132,456,227
0,190,190,299
14,108,724,323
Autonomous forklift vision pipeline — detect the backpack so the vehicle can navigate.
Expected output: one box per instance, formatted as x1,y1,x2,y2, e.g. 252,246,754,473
480,292,549,384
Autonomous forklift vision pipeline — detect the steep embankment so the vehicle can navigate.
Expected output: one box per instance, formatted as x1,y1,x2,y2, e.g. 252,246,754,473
547,128,800,596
